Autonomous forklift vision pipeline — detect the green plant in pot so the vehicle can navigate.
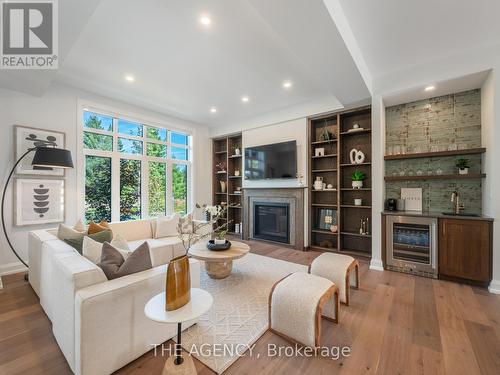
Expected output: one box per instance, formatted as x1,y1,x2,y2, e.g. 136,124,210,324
351,170,366,189
215,229,228,245
456,158,471,175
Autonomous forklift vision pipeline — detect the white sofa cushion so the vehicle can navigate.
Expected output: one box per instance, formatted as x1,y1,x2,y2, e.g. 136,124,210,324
154,214,179,238
109,219,152,241
128,238,174,267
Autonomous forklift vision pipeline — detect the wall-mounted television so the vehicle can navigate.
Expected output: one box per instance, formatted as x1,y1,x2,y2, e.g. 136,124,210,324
244,140,297,180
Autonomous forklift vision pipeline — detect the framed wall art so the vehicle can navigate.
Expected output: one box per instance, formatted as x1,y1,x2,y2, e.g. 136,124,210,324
14,125,66,176
14,179,65,226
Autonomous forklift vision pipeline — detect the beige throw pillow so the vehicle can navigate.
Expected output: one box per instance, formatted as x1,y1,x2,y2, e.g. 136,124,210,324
98,242,152,280
179,213,193,234
83,235,130,264
110,233,130,251
57,223,86,240
154,214,179,238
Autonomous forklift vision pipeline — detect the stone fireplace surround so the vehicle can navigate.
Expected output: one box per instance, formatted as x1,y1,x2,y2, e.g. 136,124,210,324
242,188,305,250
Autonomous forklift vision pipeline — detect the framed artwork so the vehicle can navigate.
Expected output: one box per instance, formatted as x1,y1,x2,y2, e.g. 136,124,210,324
316,208,337,231
14,179,65,226
14,125,66,176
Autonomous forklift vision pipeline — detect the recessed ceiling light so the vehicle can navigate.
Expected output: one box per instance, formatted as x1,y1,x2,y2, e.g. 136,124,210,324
210,107,217,114
200,15,211,26
283,80,293,89
124,74,135,82
241,96,250,103
425,85,435,91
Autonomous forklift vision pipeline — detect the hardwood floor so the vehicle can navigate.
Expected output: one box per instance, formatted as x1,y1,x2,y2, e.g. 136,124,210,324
1,239,500,374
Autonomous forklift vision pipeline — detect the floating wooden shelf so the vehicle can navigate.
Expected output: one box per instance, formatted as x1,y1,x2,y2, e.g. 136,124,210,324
340,162,371,167
311,203,337,207
384,147,486,160
341,205,372,209
384,173,486,181
312,154,337,159
340,129,372,136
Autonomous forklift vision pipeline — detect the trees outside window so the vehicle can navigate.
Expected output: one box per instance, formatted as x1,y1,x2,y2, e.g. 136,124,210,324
82,109,191,222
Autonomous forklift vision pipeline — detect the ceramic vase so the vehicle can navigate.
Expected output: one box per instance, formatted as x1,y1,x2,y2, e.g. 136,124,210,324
459,168,469,175
165,254,191,311
220,180,226,193
352,181,363,189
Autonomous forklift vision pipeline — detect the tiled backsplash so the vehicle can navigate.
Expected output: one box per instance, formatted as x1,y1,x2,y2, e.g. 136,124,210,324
385,89,482,213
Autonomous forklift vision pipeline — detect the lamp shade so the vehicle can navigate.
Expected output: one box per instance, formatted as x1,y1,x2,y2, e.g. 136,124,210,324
32,147,74,169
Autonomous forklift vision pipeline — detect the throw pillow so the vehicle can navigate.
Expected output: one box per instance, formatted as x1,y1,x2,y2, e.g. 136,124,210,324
57,223,86,240
88,221,110,235
154,214,179,238
110,233,130,251
83,235,131,264
64,230,112,254
179,213,193,234
99,220,111,229
74,219,86,232
98,242,152,280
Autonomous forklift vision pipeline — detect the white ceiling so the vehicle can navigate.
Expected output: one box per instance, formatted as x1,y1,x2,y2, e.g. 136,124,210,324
53,0,369,127
337,0,500,79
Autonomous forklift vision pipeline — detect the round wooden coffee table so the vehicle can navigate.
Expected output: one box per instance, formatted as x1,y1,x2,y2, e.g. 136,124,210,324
188,241,250,279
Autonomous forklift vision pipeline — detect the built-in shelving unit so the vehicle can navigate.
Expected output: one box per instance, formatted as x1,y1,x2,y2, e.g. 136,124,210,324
308,106,372,258
212,134,243,237
385,173,486,181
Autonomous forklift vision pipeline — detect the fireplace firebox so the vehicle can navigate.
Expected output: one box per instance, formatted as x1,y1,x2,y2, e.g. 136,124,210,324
253,202,290,244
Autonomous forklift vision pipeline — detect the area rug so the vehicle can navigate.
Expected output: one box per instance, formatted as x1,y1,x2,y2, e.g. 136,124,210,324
174,253,307,374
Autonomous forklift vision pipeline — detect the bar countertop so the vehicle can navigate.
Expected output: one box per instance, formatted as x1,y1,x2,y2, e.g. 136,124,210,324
382,210,494,222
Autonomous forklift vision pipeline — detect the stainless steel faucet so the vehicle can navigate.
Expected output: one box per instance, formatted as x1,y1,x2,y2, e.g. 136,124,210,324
451,191,464,214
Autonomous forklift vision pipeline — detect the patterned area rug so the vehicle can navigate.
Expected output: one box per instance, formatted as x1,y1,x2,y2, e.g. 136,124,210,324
175,253,307,374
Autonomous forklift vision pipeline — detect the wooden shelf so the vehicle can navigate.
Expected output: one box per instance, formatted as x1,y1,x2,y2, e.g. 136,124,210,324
384,173,486,181
340,162,371,167
215,150,227,154
311,139,337,145
312,154,337,159
215,171,227,174
229,154,242,158
228,175,242,179
311,203,337,207
311,189,337,192
341,232,372,238
312,229,338,235
340,188,372,191
214,192,227,195
228,206,242,209
384,147,486,160
340,129,371,136
340,205,372,209
229,193,243,196
312,169,337,173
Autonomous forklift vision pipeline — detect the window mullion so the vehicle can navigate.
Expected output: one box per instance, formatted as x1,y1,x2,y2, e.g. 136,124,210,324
111,120,120,222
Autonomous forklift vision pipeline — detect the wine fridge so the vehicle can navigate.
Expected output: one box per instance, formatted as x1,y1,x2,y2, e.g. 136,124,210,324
386,215,438,278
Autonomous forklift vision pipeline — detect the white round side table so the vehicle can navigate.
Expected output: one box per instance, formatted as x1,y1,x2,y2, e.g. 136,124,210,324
144,288,213,375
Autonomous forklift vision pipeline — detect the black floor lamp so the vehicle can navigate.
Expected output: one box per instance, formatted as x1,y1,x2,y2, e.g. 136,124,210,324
1,147,74,268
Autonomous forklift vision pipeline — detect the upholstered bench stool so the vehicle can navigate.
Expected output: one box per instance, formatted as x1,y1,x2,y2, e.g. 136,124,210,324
309,253,359,305
268,272,339,348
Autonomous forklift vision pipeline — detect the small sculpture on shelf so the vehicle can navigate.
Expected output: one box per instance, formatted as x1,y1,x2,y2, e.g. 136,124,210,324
315,147,325,157
349,148,366,164
231,145,241,156
215,161,226,173
359,218,370,235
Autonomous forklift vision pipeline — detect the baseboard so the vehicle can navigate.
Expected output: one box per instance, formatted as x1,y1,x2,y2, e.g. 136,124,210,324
0,261,27,276
369,258,384,271
488,279,500,294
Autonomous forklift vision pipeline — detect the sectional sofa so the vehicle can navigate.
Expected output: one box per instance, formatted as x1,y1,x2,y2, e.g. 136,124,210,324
28,218,207,375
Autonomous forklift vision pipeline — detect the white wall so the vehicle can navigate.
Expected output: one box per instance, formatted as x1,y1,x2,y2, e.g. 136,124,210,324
242,118,308,189
0,83,211,276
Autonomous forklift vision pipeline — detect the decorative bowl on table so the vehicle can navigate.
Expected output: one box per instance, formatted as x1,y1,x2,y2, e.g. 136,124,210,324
207,240,232,251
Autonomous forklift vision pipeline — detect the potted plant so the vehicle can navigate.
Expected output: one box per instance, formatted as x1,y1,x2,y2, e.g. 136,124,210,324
351,171,366,189
232,145,241,156
215,229,228,245
456,158,471,175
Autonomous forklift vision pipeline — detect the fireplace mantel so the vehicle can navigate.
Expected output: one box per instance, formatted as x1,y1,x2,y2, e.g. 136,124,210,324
242,188,305,250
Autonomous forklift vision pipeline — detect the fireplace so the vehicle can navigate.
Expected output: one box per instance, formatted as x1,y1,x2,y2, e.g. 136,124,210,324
253,202,290,244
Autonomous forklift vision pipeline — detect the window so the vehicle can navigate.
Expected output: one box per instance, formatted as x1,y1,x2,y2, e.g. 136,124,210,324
82,109,191,222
